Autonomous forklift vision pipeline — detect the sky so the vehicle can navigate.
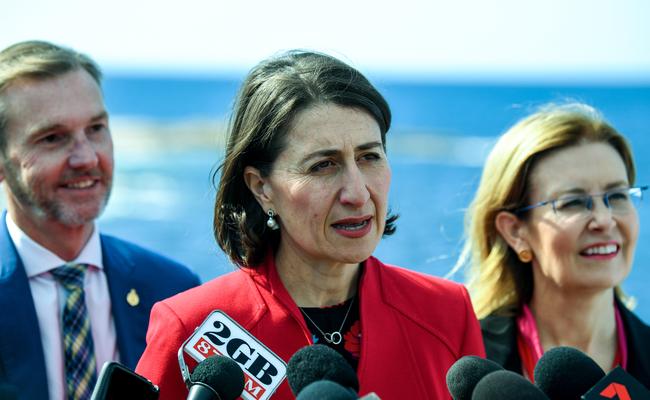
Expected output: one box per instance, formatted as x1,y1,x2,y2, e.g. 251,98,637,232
2,0,650,82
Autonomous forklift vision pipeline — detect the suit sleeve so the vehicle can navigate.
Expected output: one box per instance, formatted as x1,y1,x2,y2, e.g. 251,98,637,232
459,285,486,358
136,301,190,400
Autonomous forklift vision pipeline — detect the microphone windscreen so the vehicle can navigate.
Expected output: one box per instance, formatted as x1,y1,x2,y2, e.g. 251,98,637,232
446,356,503,400
472,370,549,399
533,346,605,400
190,355,245,400
287,344,359,396
296,380,358,400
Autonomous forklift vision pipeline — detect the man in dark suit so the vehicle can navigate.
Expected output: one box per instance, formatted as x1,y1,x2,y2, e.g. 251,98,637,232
0,41,200,399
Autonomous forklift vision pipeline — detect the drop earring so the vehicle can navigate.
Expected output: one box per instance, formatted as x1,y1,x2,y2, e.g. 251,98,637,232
266,209,279,230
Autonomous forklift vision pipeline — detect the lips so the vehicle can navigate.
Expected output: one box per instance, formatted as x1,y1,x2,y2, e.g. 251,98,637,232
60,170,104,190
331,216,372,230
63,179,97,189
331,216,373,238
579,243,619,256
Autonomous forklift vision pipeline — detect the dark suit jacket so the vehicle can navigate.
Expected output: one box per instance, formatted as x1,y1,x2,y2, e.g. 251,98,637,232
481,300,650,388
0,212,200,399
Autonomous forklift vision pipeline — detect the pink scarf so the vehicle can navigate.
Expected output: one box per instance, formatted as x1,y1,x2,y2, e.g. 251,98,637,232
515,301,628,381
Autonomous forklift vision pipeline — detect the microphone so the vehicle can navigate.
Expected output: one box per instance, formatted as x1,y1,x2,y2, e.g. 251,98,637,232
90,362,159,400
533,346,650,399
472,370,549,399
533,346,605,400
187,355,245,400
446,356,503,400
286,344,359,397
296,380,358,400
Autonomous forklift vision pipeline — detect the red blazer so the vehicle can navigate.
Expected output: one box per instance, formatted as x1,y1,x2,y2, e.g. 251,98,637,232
136,255,485,399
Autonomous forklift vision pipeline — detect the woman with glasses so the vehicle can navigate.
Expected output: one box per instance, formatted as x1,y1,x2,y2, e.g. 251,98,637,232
459,103,650,385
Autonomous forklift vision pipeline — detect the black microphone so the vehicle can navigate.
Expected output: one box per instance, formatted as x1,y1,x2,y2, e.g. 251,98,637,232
446,356,503,400
533,346,605,400
187,355,245,400
296,380,358,400
472,370,549,399
90,362,159,400
286,344,359,397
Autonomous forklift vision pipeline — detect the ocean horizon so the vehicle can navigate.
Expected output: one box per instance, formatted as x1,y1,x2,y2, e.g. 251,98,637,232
3,75,649,322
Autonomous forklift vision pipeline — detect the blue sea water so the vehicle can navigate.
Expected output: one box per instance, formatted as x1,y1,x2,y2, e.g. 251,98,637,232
98,75,650,322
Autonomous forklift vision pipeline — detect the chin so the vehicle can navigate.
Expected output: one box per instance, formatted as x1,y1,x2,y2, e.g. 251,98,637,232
570,278,624,294
336,249,375,264
55,205,103,227
57,216,96,227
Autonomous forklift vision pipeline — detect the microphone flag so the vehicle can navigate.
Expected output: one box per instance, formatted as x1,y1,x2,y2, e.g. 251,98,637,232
179,310,287,400
581,366,650,400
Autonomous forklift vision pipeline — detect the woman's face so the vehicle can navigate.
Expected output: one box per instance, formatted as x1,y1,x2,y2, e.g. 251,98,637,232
522,142,639,293
261,103,391,266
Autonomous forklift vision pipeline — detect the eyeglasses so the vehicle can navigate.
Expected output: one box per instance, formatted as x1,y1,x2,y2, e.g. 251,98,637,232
513,186,648,221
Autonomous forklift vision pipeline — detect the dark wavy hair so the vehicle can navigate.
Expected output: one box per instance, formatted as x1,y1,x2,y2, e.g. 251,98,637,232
213,50,397,267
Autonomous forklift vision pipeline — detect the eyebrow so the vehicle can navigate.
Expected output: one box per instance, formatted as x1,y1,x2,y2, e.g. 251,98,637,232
552,180,631,197
29,111,108,138
299,141,383,165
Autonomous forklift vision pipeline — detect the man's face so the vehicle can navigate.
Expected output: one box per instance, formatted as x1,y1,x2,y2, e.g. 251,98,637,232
0,69,113,229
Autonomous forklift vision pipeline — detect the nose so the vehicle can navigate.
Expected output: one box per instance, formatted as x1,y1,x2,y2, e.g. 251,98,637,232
587,197,616,231
339,165,370,207
68,133,99,169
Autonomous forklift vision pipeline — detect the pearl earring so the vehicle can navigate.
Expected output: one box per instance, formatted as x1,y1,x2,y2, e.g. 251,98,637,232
266,209,279,230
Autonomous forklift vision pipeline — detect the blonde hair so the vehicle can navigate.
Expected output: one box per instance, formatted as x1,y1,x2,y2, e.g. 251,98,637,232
460,103,636,318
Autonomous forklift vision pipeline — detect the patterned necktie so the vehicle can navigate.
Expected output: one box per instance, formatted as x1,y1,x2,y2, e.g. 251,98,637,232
51,263,97,400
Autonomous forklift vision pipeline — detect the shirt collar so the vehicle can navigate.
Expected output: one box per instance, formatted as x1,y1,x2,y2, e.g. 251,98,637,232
6,214,104,278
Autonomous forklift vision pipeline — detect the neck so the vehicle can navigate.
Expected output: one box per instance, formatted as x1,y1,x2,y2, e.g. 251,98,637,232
275,245,360,307
8,209,93,261
530,285,617,371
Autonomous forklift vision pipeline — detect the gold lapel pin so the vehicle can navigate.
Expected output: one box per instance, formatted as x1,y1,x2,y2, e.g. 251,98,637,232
126,288,140,307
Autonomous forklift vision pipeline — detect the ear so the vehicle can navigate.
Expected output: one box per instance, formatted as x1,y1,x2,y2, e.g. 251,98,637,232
243,166,273,210
494,210,530,253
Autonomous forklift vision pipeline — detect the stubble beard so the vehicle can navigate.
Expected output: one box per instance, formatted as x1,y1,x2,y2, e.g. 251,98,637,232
2,160,112,227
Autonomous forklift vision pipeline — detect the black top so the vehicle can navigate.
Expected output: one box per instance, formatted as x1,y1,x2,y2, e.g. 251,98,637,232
480,298,650,388
300,296,361,370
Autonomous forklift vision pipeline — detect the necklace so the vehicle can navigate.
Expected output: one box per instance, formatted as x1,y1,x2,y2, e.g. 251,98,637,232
299,297,355,345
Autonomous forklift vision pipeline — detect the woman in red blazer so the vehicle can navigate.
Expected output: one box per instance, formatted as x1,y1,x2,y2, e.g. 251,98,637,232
136,50,484,400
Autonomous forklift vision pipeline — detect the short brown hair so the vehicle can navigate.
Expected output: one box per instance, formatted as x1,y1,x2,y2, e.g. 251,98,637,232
0,40,101,151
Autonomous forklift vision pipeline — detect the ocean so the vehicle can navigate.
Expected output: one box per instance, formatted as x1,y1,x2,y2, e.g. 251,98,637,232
93,76,650,322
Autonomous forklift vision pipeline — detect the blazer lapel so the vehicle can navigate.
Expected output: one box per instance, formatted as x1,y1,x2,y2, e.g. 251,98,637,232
617,298,650,386
356,259,428,398
480,314,522,373
0,212,49,399
100,235,141,368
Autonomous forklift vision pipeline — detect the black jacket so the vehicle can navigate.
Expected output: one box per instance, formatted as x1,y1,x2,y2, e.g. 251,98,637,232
481,300,650,388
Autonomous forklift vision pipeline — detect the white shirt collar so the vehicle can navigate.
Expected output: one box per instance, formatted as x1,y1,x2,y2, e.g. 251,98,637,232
6,214,104,278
